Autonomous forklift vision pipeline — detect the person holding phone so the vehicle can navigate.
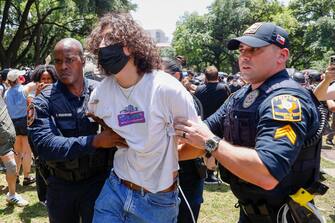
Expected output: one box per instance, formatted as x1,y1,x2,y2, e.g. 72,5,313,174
313,56,335,100
27,64,58,206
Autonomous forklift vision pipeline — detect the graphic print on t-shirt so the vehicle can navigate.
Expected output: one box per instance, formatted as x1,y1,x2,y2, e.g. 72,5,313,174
117,104,145,127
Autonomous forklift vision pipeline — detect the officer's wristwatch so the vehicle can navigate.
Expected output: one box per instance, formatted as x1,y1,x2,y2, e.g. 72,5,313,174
204,136,221,158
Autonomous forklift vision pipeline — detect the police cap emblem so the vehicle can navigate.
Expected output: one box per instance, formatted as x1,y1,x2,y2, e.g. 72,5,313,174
244,23,263,35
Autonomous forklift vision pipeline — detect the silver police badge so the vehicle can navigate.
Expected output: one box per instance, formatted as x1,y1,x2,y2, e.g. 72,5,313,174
243,90,259,108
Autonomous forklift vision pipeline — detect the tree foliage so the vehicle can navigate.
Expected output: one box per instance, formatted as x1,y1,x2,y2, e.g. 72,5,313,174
287,0,335,70
173,12,211,71
0,0,135,68
172,0,335,73
159,47,176,59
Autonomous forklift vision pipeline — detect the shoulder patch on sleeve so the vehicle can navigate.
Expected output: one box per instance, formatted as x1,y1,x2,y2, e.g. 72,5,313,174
274,124,296,144
27,103,36,127
271,95,301,122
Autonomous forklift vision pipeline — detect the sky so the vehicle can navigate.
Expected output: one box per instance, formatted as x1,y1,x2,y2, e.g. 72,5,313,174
130,0,290,42
130,0,215,41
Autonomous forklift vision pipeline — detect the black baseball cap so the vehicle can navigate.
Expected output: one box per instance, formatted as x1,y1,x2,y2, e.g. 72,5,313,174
292,71,306,84
227,22,290,50
0,68,10,81
162,58,182,73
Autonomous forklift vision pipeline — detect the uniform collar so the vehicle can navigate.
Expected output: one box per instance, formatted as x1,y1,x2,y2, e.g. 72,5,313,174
258,69,289,93
56,79,90,100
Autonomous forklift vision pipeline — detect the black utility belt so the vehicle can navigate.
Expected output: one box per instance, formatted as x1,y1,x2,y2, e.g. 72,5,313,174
239,202,274,216
238,201,280,223
48,166,108,182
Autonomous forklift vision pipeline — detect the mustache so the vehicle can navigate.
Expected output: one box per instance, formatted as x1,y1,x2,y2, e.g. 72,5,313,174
240,62,252,67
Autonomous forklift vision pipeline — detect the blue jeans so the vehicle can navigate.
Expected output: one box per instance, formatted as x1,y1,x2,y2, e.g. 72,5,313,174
93,170,180,223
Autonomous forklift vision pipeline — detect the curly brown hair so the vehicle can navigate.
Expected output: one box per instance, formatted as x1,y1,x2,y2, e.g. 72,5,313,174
86,13,161,74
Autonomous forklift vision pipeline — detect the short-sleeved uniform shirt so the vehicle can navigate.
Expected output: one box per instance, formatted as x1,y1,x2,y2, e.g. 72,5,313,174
205,69,320,203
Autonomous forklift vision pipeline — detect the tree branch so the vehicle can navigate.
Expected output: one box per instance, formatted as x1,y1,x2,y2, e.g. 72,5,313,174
40,35,57,62
9,1,23,19
43,19,86,33
21,5,64,37
10,2,65,66
7,0,35,62
0,0,11,43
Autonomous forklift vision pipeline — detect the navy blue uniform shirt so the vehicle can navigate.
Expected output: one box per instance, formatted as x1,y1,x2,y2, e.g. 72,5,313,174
28,79,99,161
205,70,320,182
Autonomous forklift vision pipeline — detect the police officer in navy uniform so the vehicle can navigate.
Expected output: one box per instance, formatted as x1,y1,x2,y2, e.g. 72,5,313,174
175,23,322,222
28,38,126,223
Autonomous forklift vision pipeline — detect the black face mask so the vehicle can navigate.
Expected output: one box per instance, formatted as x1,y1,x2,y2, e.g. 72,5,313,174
98,43,129,76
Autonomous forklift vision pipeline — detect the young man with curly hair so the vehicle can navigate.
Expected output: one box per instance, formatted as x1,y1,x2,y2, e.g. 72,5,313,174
86,13,200,223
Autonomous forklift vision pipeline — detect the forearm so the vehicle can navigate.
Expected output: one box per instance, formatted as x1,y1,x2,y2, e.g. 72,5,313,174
23,82,37,96
314,79,333,101
213,140,278,190
29,129,95,161
178,143,205,161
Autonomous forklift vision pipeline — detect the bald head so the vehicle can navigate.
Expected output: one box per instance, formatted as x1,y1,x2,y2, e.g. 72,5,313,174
54,38,84,58
53,38,86,87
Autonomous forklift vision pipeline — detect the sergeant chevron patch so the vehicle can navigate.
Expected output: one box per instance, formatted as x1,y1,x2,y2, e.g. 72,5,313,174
274,124,296,144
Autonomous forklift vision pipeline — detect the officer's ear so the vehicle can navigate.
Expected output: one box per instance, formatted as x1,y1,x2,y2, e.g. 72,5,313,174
277,48,289,65
81,56,86,66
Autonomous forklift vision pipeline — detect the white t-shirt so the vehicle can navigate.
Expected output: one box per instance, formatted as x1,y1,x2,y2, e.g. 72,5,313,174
89,70,198,193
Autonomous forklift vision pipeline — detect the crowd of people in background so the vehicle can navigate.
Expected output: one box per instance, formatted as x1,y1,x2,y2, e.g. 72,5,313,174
0,14,334,223
0,52,333,195
1,55,332,213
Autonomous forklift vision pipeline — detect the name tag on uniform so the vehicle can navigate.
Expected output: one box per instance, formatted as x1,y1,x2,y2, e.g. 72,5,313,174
117,104,145,127
56,113,73,118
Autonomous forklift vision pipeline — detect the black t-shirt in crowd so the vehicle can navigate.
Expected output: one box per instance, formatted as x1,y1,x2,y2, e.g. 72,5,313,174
229,84,241,93
194,82,230,120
